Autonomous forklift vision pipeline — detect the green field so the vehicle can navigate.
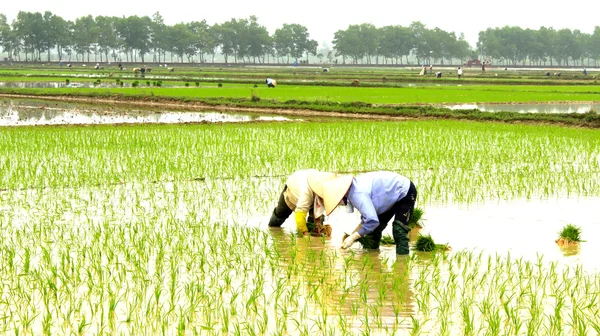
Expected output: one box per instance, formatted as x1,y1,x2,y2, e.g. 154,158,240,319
1,116,600,334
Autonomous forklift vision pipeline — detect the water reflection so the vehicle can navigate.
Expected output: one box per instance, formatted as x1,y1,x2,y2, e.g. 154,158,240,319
444,103,600,114
0,101,297,126
268,227,416,332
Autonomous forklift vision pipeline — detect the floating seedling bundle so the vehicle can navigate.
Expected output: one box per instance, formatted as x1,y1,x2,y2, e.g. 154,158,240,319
414,234,451,252
556,224,584,246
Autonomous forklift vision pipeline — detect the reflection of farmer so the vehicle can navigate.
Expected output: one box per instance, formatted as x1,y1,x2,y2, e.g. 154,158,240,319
322,171,418,255
266,78,277,88
268,170,338,236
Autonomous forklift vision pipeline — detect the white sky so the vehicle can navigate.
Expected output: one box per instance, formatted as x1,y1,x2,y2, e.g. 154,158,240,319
3,0,600,49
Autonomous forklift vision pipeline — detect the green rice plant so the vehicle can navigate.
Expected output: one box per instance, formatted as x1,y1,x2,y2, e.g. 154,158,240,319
132,81,139,87
408,207,425,229
380,234,395,245
556,224,583,245
414,234,449,252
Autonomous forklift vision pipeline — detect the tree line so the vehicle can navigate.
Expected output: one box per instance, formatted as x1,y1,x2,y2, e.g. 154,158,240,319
0,12,317,64
1,11,600,66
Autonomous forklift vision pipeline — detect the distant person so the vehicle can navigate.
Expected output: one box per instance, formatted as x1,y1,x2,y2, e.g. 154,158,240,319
457,67,463,78
583,68,587,76
429,64,433,73
481,62,486,73
266,78,277,88
545,72,551,77
435,71,442,78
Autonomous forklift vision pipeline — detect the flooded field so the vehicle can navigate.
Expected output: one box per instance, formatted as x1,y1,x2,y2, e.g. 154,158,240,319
444,102,600,114
1,109,599,334
0,99,296,126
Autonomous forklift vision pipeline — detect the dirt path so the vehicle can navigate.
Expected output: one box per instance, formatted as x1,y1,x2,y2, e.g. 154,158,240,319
0,93,412,121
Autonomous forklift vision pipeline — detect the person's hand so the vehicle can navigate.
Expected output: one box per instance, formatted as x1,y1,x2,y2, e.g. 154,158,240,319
302,231,309,237
342,232,361,249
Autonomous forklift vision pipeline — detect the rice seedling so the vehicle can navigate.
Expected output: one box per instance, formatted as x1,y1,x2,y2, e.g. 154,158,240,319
408,207,425,229
0,100,599,335
414,234,450,252
556,224,584,246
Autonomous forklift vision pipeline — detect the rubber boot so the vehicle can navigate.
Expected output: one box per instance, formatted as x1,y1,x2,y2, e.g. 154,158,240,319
392,220,410,255
268,210,287,227
367,231,382,249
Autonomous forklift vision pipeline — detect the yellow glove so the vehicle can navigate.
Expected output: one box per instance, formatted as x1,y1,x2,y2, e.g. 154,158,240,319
295,211,308,235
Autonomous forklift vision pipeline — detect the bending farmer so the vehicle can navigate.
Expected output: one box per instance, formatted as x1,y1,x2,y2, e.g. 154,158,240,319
266,78,277,88
268,170,338,236
321,171,418,255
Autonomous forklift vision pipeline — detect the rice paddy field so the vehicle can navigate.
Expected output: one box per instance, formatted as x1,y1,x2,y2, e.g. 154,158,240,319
1,65,600,335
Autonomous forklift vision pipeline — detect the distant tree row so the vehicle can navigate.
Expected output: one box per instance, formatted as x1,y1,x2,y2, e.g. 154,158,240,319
0,12,317,63
477,26,600,66
2,11,600,66
333,22,472,65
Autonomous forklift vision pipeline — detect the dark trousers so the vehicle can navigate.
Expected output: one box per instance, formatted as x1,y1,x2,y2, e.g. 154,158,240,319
268,186,316,227
367,182,417,253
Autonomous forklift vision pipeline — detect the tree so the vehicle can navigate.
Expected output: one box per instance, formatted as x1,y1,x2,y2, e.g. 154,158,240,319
246,16,271,63
13,11,46,61
72,15,98,62
188,20,215,62
150,12,167,63
273,23,317,63
95,16,119,62
116,15,152,63
167,23,195,62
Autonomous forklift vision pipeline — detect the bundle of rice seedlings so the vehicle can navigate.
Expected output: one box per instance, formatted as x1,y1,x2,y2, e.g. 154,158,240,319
414,234,450,252
380,234,395,245
408,207,425,229
556,224,583,246
356,235,377,249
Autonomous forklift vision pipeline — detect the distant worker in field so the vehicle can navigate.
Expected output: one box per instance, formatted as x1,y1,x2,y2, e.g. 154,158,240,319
320,171,418,255
266,78,277,88
435,71,442,78
457,67,463,78
269,170,339,237
481,62,486,73
583,68,587,76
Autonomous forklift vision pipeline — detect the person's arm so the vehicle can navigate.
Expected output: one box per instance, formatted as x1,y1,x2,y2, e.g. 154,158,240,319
351,192,379,237
294,188,314,236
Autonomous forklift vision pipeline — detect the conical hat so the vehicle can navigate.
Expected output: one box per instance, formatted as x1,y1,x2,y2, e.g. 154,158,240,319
322,175,353,216
307,172,339,198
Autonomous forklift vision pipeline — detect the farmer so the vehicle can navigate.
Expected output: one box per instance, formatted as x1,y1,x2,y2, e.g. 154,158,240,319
266,78,277,88
457,67,463,78
268,170,339,236
320,171,418,255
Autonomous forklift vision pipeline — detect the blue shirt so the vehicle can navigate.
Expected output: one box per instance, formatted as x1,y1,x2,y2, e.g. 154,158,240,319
346,171,411,237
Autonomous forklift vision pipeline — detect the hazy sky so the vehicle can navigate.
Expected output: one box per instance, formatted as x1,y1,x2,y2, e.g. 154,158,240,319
3,0,599,48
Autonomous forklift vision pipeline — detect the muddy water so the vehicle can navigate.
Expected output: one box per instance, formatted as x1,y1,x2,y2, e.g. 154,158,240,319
2,176,599,334
0,100,297,126
444,102,600,114
258,196,600,271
